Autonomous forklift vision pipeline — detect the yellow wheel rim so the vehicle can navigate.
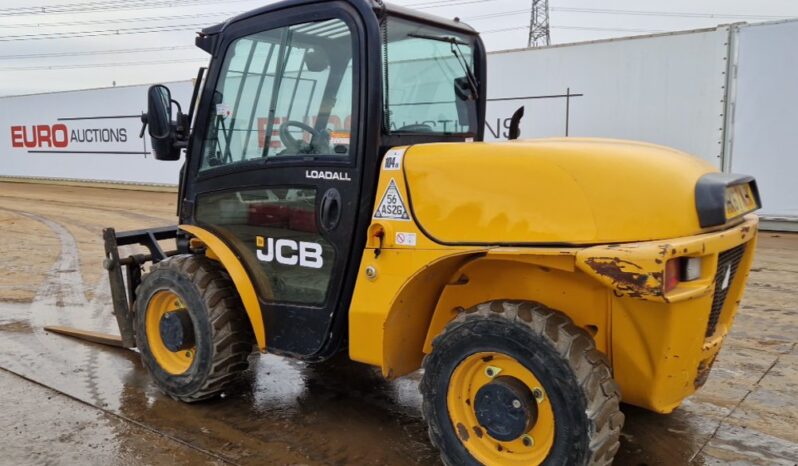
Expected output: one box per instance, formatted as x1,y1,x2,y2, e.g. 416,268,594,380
447,352,555,465
145,290,195,375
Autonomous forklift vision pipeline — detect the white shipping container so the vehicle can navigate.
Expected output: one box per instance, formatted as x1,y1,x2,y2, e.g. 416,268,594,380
485,26,732,168
726,20,798,222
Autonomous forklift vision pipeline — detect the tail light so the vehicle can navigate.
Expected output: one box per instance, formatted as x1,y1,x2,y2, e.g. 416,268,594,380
664,257,703,293
665,259,680,293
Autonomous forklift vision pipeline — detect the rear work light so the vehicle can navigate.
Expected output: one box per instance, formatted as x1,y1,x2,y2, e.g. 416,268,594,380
664,257,703,293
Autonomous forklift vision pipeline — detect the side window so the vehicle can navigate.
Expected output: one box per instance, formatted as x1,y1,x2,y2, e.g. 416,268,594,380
200,19,354,171
195,188,334,305
383,17,476,134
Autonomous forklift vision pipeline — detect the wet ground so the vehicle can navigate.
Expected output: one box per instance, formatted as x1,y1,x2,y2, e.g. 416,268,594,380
0,181,796,465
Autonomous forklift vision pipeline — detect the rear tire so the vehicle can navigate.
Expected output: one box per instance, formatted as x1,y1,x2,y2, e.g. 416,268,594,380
420,300,623,465
134,254,253,402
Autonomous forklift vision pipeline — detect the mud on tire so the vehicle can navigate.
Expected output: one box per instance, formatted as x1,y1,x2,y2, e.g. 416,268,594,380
420,300,624,465
134,254,253,402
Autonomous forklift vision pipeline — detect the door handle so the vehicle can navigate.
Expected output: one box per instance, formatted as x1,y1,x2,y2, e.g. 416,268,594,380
320,188,342,232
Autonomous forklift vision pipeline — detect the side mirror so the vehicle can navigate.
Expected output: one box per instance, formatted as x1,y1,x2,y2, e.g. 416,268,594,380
144,84,183,161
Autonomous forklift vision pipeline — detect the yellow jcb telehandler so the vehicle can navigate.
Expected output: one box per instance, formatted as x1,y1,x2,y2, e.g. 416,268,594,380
57,1,763,464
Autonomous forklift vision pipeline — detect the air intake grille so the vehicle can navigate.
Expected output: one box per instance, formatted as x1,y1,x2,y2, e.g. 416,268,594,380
706,244,747,338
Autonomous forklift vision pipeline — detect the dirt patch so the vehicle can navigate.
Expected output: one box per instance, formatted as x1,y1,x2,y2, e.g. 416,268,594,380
0,320,32,333
0,182,177,302
0,209,60,303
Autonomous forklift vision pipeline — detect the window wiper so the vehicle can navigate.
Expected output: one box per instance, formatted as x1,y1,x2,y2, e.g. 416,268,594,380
450,42,479,100
407,33,479,100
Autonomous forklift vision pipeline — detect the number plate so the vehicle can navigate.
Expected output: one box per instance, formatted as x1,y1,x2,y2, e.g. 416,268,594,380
725,183,758,220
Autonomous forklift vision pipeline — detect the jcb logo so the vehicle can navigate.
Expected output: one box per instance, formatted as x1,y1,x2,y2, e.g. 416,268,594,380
256,236,323,269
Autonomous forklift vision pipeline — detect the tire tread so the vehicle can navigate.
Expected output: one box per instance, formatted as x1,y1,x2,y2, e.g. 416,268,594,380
138,254,253,403
420,300,623,466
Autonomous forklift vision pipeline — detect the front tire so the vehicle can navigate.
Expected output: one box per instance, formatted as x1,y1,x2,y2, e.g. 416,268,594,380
134,254,253,402
420,301,623,465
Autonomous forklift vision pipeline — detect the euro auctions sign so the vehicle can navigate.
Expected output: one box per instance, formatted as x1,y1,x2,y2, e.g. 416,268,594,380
10,123,131,152
0,81,193,184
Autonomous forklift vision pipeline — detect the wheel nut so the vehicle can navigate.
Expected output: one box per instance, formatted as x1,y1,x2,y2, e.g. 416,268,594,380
532,387,545,402
512,399,521,409
522,434,534,447
484,366,502,378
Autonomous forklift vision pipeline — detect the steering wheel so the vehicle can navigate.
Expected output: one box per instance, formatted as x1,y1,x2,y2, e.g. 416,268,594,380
278,120,323,154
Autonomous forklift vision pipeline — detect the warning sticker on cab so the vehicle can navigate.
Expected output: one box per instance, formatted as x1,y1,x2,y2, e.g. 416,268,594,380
330,131,350,146
216,103,232,118
374,178,410,221
395,232,417,246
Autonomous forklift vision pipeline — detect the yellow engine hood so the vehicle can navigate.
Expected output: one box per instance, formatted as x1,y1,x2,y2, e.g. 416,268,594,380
403,138,717,245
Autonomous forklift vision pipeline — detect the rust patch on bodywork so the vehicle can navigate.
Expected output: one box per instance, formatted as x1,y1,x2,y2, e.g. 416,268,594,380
584,257,663,298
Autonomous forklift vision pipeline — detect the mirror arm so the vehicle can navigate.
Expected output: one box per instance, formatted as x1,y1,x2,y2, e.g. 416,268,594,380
139,112,149,138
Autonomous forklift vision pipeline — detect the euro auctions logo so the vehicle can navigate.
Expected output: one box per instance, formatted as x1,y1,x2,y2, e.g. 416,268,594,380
10,124,70,148
8,115,144,155
10,124,128,149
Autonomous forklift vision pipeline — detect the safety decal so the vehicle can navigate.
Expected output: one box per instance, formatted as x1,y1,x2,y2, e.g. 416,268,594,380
382,148,404,171
330,131,350,146
374,178,410,221
215,103,232,118
395,232,417,246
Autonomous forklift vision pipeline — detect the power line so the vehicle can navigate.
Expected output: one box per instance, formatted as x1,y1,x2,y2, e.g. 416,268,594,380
550,7,794,21
0,0,254,17
480,24,663,35
0,57,207,71
0,22,211,41
0,11,239,29
405,0,500,10
465,9,530,21
0,45,195,60
554,25,664,33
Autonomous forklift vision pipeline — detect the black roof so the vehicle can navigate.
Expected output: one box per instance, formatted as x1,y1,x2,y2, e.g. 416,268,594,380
199,0,476,37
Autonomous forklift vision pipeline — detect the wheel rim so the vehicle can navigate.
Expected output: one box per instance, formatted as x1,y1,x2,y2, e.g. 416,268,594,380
447,352,555,465
145,290,195,375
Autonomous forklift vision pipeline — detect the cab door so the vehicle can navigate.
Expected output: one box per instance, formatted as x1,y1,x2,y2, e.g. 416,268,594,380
183,4,365,358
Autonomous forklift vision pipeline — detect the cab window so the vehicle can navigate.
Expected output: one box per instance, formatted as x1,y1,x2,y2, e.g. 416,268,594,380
383,17,478,135
200,19,354,171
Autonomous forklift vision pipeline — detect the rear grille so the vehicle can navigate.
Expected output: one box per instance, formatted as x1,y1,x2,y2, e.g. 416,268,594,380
705,244,747,337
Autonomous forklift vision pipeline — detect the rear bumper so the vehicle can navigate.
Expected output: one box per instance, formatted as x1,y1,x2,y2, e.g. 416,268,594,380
575,215,759,412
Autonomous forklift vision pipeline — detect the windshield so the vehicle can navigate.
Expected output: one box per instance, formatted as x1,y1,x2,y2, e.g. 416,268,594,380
199,18,354,172
383,17,478,135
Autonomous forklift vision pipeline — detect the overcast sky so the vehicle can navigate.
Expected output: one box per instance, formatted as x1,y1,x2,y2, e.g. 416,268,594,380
1,0,797,96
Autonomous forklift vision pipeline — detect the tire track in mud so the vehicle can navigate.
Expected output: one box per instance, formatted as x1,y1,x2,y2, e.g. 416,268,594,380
0,208,128,410
0,208,237,464
0,193,173,225
0,365,238,466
